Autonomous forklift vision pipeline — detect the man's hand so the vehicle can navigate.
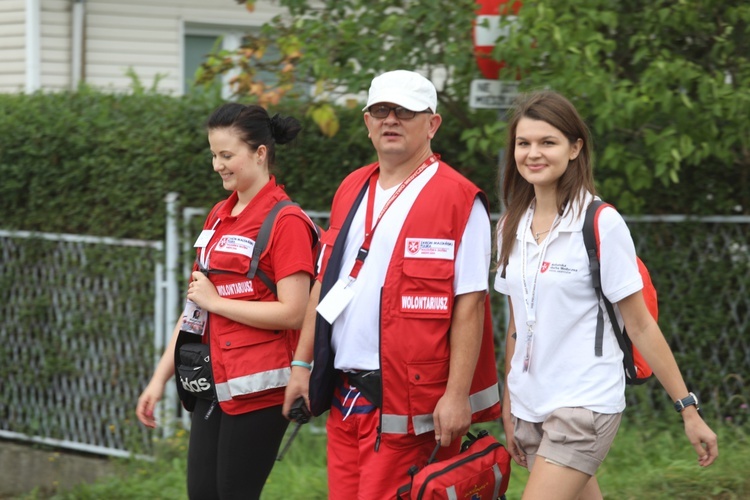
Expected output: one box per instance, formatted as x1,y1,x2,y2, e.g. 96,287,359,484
283,365,311,419
433,392,471,447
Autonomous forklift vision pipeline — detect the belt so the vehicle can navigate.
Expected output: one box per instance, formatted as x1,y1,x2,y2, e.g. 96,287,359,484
346,370,382,408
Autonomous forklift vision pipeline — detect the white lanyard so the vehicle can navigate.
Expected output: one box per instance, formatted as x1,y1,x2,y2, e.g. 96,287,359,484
520,204,559,372
197,217,222,270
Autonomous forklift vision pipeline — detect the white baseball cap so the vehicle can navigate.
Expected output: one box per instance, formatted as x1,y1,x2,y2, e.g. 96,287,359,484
363,70,438,113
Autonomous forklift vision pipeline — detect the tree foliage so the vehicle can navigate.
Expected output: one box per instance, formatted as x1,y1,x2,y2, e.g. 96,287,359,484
202,0,749,214
494,0,750,214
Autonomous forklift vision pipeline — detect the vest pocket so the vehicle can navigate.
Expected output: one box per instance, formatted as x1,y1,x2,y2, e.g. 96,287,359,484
217,329,289,397
406,358,449,416
398,259,453,318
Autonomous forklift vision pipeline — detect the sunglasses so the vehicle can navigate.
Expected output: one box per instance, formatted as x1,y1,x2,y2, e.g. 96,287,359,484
367,104,432,120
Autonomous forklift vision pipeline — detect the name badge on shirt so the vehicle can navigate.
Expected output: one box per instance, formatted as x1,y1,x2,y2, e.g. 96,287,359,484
214,235,255,258
194,230,215,248
404,238,455,260
316,279,355,324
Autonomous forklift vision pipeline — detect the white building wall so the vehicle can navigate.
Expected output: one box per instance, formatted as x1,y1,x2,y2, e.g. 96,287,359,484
40,0,72,90
0,0,27,93
83,0,281,94
0,0,285,95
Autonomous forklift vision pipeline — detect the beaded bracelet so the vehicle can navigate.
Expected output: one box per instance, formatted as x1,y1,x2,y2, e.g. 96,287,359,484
291,360,313,370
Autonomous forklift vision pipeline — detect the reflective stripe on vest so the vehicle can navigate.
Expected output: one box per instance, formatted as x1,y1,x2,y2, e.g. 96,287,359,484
215,367,290,402
381,383,501,435
470,383,500,413
381,414,409,434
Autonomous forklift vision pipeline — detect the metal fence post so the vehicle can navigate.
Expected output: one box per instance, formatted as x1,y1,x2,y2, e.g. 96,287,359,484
163,192,180,436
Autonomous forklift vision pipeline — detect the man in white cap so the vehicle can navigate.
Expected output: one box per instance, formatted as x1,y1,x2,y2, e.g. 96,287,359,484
284,69,501,498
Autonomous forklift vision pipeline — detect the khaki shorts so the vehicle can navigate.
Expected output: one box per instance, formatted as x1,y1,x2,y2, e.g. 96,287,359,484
514,407,622,476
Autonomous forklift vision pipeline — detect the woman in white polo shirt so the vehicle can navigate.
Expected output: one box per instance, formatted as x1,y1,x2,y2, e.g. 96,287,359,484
494,90,718,499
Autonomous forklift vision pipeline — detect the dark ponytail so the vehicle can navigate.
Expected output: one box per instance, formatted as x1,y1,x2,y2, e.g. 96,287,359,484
207,103,301,168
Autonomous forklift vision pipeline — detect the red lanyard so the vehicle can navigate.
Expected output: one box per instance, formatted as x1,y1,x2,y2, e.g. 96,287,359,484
347,155,438,281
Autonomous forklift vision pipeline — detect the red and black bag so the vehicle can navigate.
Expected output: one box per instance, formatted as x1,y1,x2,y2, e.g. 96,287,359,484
396,430,511,500
584,200,657,384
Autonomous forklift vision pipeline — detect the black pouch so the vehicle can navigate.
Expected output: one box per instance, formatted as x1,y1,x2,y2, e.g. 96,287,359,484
175,332,216,412
347,370,382,408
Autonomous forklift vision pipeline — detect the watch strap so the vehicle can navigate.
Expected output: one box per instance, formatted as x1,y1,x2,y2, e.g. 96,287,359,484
674,392,699,413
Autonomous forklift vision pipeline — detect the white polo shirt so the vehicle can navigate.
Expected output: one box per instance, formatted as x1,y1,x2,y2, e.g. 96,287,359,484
494,193,643,422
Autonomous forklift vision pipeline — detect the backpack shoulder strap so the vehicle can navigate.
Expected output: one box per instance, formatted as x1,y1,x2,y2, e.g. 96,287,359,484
583,200,637,374
583,200,606,357
583,200,606,264
247,199,298,296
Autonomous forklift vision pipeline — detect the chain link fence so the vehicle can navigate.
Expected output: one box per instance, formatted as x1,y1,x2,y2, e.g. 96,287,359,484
0,230,163,457
0,212,747,458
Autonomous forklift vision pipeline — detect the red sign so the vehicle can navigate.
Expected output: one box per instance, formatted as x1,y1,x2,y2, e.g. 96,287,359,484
473,0,522,80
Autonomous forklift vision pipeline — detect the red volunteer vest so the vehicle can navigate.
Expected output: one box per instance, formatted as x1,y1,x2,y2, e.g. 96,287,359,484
317,161,501,435
202,179,314,415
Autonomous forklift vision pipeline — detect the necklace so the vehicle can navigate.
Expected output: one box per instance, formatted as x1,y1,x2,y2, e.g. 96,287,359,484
533,229,551,242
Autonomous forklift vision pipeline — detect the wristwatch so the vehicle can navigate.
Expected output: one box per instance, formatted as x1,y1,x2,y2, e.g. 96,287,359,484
674,392,700,413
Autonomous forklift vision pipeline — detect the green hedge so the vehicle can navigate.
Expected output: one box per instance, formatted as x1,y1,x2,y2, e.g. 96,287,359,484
0,89,217,240
0,88,499,240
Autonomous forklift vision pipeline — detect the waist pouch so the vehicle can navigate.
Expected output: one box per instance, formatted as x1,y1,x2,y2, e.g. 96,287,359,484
175,334,216,412
396,430,511,500
346,370,382,408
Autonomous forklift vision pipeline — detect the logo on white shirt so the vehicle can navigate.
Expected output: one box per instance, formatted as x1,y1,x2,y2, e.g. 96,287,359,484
404,238,455,260
541,262,579,275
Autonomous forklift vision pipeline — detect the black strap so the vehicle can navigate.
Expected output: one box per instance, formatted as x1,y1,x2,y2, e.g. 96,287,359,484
247,200,296,295
320,181,370,298
583,201,637,379
309,179,371,416
583,201,605,356
199,199,316,298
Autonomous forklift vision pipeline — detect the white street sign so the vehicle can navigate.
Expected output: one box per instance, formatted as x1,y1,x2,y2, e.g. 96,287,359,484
469,79,520,109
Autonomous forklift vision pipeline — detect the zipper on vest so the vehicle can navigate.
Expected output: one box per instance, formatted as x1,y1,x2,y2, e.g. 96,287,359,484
375,287,384,453
204,400,217,420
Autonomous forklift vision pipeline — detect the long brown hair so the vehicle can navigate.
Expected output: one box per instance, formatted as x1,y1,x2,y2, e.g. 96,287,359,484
498,90,596,267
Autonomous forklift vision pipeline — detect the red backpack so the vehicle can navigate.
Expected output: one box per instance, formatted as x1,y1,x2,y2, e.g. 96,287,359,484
583,200,656,385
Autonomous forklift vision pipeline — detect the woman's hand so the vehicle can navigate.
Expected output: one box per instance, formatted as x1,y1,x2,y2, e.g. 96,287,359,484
136,381,165,429
502,406,527,468
187,271,219,311
683,409,719,467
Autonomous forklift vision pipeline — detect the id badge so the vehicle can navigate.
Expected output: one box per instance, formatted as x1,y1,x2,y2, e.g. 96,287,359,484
194,229,215,248
180,299,207,335
316,279,355,324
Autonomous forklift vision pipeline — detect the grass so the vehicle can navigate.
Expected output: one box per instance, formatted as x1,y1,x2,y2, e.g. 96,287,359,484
16,418,748,499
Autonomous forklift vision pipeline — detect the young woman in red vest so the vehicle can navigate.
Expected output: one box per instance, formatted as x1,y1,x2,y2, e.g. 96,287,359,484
136,103,317,499
494,90,718,500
